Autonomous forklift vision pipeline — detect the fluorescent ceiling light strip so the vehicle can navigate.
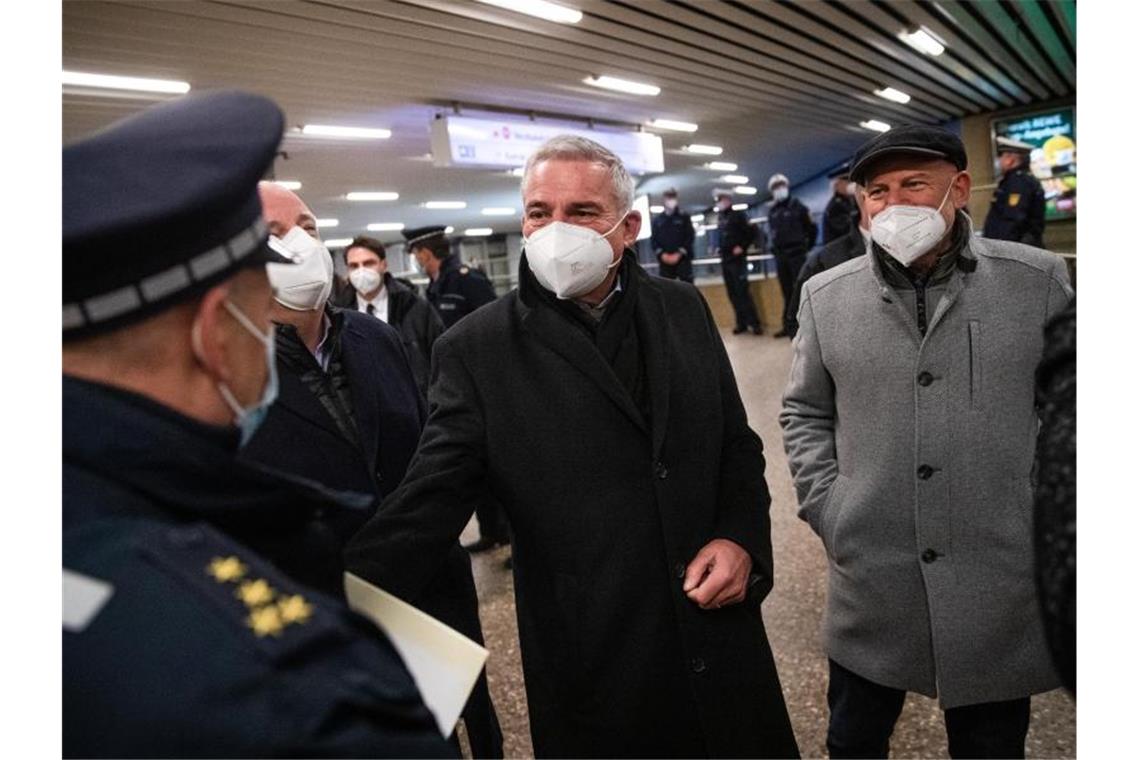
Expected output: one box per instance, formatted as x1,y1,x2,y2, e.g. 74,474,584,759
474,0,582,24
425,201,468,209
703,161,737,172
860,120,892,133
316,219,339,228
648,118,698,132
734,186,757,195
367,223,405,232
649,205,665,213
444,226,455,234
465,228,494,236
63,70,190,94
874,86,912,104
583,75,660,96
273,180,302,190
732,203,749,211
898,27,945,56
324,238,353,247
684,144,722,155
720,175,749,184
347,192,399,201
302,124,392,139
482,207,516,216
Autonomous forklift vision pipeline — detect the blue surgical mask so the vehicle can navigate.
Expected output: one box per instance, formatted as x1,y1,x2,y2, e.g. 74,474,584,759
212,300,278,446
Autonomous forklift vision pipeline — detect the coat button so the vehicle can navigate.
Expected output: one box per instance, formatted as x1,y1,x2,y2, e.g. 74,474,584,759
921,548,939,564
917,371,933,386
674,562,686,579
690,657,706,674
917,464,934,480
654,461,669,479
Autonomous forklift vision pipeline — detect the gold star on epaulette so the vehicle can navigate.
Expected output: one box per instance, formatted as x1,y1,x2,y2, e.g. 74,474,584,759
235,578,276,607
247,606,285,638
207,556,248,583
277,594,314,625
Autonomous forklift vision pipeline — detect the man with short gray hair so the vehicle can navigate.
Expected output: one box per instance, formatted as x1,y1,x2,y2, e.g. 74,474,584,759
347,135,799,758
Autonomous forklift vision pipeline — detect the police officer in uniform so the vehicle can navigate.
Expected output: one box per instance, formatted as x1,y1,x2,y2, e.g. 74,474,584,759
63,90,450,758
766,173,818,338
983,135,1046,248
822,166,859,244
651,187,695,283
714,189,763,334
406,226,498,330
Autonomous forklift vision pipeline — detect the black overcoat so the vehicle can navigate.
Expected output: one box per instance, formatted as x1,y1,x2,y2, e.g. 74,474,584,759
347,255,799,758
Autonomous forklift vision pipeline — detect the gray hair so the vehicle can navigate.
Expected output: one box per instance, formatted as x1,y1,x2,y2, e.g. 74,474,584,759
521,134,635,214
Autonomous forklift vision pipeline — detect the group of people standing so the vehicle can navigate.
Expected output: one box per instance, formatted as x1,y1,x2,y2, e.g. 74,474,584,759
63,88,1072,760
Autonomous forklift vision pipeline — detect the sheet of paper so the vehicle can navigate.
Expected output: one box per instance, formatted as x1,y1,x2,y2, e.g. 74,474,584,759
343,572,488,737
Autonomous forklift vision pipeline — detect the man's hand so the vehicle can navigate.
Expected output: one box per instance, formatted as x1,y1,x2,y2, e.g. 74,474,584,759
682,539,752,610
732,245,744,256
661,251,682,266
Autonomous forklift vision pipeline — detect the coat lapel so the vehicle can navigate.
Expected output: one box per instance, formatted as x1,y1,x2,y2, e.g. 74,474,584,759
272,367,345,440
520,301,649,437
634,273,671,457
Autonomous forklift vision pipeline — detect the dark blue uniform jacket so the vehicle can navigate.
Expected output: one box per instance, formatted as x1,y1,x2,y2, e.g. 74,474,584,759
63,376,452,758
983,166,1046,248
426,256,497,330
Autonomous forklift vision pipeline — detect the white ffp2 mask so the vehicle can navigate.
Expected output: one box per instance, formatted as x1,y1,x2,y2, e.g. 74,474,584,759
349,267,382,295
870,177,959,267
524,214,627,299
266,226,334,311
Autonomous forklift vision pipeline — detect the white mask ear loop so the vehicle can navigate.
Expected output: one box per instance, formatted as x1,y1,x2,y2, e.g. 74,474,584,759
602,210,631,271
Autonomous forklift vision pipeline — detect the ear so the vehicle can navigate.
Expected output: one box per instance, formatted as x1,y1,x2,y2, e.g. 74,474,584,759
622,210,642,247
193,282,235,383
952,171,972,210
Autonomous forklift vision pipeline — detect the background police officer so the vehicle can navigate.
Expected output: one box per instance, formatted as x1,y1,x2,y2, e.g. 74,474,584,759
766,173,818,338
983,135,1046,248
405,225,498,330
651,187,695,283
822,166,859,244
62,90,450,758
714,189,763,335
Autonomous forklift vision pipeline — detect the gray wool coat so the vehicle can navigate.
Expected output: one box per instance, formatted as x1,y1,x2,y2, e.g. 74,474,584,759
780,232,1072,708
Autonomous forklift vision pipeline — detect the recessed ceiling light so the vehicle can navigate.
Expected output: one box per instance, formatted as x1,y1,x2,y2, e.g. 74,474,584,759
874,86,912,104
272,180,302,191
316,218,339,228
444,226,455,234
647,118,699,132
62,70,191,94
583,75,661,96
720,174,749,184
346,191,399,201
649,205,665,213
465,228,494,237
898,27,946,56
367,222,405,232
424,201,468,209
703,161,737,172
734,186,757,195
302,124,392,140
859,120,892,133
691,214,705,223
732,203,749,211
684,144,723,156
482,207,516,216
323,238,353,247
474,0,582,24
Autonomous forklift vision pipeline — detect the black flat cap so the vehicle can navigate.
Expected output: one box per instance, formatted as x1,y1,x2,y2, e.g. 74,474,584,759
63,89,289,338
849,124,967,184
402,225,449,249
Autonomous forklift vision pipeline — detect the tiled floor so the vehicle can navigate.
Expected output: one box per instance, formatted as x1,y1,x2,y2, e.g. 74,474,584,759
462,330,1075,759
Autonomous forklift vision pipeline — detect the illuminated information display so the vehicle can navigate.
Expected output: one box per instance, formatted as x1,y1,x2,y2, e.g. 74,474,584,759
993,107,1076,220
431,115,665,175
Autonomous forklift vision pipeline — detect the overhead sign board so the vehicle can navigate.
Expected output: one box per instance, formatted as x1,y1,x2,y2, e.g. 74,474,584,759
431,115,664,175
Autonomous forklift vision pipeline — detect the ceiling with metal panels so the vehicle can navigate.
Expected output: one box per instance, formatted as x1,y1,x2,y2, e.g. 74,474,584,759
62,0,1076,242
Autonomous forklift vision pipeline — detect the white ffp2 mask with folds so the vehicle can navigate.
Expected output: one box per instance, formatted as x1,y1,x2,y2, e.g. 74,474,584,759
869,176,959,267
266,226,334,311
523,213,627,299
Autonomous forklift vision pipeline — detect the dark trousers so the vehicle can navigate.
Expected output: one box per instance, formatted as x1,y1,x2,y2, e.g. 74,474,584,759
775,250,807,333
827,660,1031,759
658,255,694,283
721,255,760,330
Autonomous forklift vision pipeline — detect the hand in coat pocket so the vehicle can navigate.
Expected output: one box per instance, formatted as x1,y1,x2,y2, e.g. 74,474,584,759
683,539,753,610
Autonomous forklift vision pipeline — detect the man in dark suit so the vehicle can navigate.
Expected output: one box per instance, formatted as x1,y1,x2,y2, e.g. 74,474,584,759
347,135,799,758
243,183,502,758
63,90,448,758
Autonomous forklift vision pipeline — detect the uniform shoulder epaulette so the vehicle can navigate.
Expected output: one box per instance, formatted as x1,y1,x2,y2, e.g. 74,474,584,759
133,522,343,659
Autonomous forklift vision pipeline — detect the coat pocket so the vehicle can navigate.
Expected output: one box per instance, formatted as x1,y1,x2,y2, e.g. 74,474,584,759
819,474,850,558
968,320,982,407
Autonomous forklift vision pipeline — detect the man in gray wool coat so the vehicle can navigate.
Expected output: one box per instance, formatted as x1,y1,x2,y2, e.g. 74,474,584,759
781,124,1072,759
